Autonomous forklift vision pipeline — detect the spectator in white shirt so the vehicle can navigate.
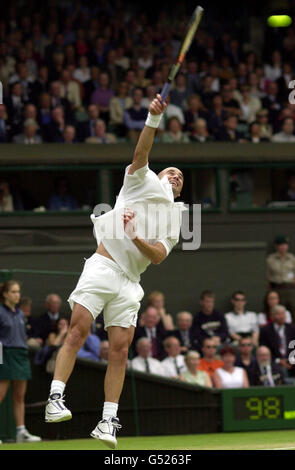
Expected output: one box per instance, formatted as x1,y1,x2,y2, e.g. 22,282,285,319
161,336,187,379
158,94,185,132
73,55,91,83
130,337,164,376
225,291,259,346
271,118,295,143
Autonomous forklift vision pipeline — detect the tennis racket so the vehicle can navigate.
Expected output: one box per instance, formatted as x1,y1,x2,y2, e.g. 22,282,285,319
160,5,204,101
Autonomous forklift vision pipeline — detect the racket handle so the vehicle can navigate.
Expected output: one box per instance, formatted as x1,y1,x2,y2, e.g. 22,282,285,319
160,82,171,101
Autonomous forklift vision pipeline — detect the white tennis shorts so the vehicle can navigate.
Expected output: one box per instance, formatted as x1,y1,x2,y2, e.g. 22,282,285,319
68,253,144,330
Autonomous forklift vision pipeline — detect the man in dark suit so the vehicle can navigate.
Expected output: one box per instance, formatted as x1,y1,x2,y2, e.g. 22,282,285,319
33,293,62,343
168,311,200,354
251,346,284,386
133,307,168,360
259,304,295,377
216,114,245,142
77,104,100,142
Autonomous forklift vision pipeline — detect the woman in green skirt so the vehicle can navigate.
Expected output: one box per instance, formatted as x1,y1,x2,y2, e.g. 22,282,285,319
0,280,41,442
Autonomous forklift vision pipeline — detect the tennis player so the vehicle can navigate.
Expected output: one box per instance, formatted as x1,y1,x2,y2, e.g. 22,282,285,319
45,94,185,449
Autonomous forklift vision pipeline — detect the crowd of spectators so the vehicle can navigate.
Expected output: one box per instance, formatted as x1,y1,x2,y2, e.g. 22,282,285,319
16,233,295,389
0,1,295,145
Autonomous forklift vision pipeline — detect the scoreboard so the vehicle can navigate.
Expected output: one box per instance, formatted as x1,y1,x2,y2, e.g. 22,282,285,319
222,386,295,432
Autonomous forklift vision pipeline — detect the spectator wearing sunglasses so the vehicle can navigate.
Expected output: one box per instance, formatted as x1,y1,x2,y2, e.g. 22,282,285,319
225,291,259,346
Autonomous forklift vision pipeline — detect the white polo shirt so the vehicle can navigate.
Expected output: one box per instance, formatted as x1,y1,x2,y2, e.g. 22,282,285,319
91,164,186,282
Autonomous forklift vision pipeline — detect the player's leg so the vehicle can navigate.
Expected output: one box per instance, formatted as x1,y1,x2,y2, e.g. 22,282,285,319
91,325,134,448
45,302,93,423
0,380,10,404
104,325,135,403
12,380,41,442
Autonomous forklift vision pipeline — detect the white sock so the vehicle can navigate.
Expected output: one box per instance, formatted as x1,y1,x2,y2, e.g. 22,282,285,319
50,380,66,397
16,425,25,434
102,401,118,420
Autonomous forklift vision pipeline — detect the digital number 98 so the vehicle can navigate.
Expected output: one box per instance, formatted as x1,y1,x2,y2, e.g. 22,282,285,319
246,397,281,420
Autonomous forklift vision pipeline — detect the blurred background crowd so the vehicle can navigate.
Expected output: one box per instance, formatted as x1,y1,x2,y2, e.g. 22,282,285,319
0,0,294,145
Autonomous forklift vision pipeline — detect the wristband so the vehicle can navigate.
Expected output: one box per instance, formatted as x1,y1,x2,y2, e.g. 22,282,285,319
145,112,163,128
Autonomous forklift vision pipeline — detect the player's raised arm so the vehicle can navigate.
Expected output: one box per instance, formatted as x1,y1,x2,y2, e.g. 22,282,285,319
128,94,167,175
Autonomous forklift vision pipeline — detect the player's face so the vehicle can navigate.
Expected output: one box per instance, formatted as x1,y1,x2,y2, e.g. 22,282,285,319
158,167,184,198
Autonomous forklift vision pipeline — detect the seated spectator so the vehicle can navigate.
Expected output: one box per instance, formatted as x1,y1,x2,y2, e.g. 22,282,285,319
63,125,76,143
77,333,101,361
31,65,49,102
58,69,81,110
146,291,174,330
235,336,256,384
161,336,187,378
9,63,35,102
184,95,206,133
216,114,245,142
264,50,282,82
251,346,284,386
85,119,116,144
206,94,227,136
133,306,167,360
225,291,259,346
262,81,281,125
276,62,293,102
180,351,212,387
130,337,165,376
200,75,215,109
256,109,273,140
43,106,72,143
73,55,91,84
48,177,78,211
170,73,190,109
0,179,23,211
5,81,27,134
38,93,53,127
13,118,42,144
0,104,10,142
213,346,249,388
115,46,130,71
134,67,150,89
49,82,73,120
259,304,295,378
160,117,190,143
77,104,100,142
198,338,224,379
247,121,270,143
103,49,125,91
90,72,114,123
158,94,185,133
193,290,229,347
190,118,213,142
258,290,293,326
271,117,295,142
169,311,199,354
84,66,100,106
237,84,261,124
47,317,69,347
221,83,241,117
248,72,266,100
124,87,148,143
33,294,62,344
19,296,38,342
98,340,109,364
109,81,132,135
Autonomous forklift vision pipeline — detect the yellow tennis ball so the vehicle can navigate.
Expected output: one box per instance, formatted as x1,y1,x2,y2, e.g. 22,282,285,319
267,15,292,27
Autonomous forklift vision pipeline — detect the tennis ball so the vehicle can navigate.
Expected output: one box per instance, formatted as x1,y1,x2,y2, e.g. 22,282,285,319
267,15,292,27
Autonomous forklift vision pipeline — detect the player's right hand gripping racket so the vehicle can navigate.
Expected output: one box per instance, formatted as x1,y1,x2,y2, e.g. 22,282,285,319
160,5,204,101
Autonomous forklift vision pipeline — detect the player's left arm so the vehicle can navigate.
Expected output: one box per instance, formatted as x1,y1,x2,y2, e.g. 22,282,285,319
128,94,166,175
